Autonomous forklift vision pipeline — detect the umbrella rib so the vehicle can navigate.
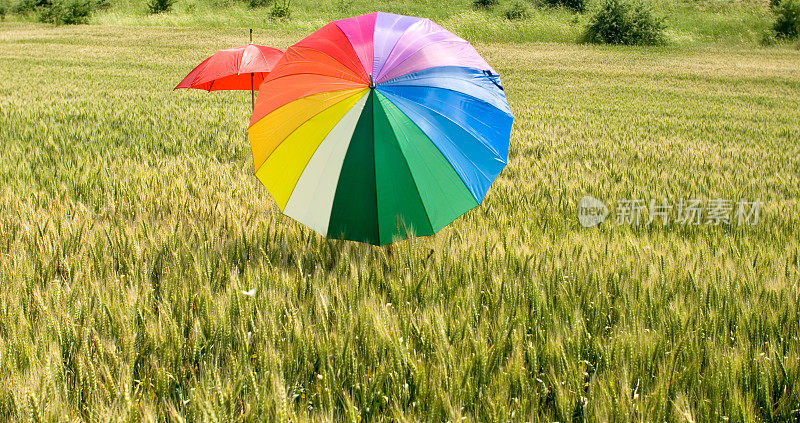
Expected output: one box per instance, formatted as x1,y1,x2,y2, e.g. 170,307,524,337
382,91,505,162
374,92,441,233
241,46,280,75
253,48,272,74
262,71,367,87
373,17,430,81
335,25,373,78
239,45,250,75
387,130,435,237
283,94,371,236
381,82,513,117
250,86,367,128
291,46,369,84
379,93,494,203
377,39,472,83
253,89,367,173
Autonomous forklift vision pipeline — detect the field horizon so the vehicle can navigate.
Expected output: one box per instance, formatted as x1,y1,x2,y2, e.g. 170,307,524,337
3,0,796,47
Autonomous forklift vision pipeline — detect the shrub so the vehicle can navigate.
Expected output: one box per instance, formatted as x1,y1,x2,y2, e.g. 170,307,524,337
761,30,777,45
505,0,530,19
773,0,800,39
582,0,666,45
147,0,174,13
269,0,289,18
12,0,50,14
38,0,94,24
248,0,269,8
542,0,585,13
473,0,499,8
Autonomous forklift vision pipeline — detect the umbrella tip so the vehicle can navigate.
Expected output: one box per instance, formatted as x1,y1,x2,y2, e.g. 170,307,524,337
369,74,375,89
249,28,253,43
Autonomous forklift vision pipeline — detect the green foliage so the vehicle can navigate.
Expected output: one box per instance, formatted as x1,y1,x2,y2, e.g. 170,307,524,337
582,0,666,44
37,0,94,24
505,0,530,20
268,0,289,18
11,0,49,14
64,0,773,46
541,0,586,13
773,0,800,39
247,0,269,9
147,0,174,13
473,0,499,9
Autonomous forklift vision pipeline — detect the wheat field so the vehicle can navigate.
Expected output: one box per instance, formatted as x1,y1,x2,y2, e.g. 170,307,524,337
1,22,800,421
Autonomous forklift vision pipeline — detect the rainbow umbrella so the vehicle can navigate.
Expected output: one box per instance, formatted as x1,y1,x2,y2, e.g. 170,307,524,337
249,12,513,245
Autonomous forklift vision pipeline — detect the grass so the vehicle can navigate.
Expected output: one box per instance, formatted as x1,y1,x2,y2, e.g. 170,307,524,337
0,0,781,46
1,15,800,423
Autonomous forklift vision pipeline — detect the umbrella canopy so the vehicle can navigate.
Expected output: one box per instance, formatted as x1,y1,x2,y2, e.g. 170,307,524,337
175,43,284,91
248,12,514,245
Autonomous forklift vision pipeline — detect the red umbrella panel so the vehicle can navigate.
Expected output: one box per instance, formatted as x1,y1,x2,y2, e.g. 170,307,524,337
175,43,284,91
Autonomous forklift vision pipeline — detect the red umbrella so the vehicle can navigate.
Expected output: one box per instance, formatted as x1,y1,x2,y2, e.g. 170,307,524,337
175,30,284,110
